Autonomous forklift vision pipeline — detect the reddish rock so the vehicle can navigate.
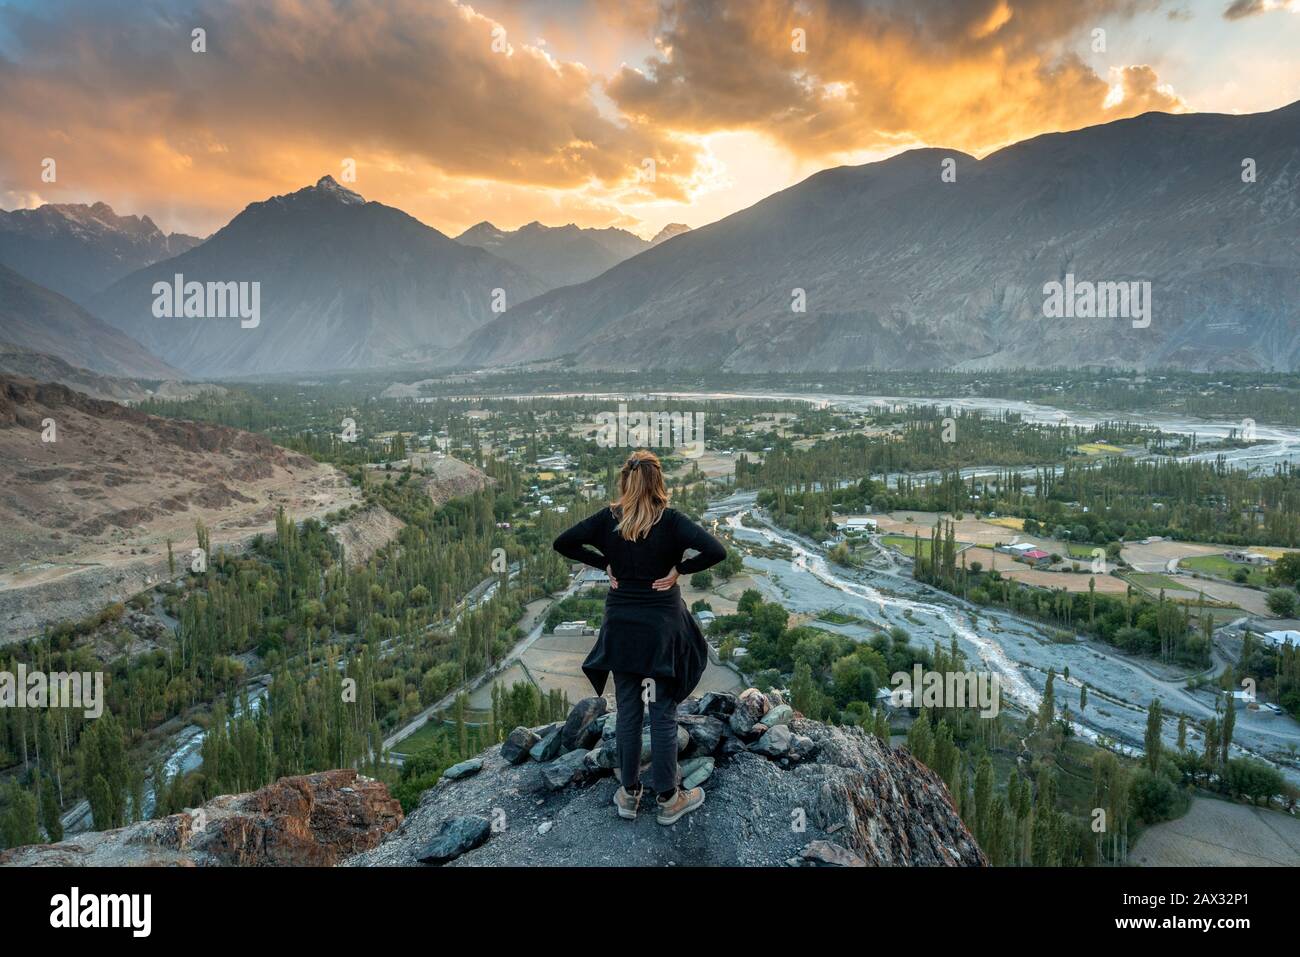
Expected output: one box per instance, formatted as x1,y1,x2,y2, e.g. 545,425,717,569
0,770,402,867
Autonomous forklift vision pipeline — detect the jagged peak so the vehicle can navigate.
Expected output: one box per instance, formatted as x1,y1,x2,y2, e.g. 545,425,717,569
311,174,366,204
650,222,691,244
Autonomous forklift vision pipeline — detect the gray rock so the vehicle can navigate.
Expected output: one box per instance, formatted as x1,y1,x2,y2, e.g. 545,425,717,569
561,696,609,752
676,698,701,716
699,691,737,717
678,714,725,755
441,757,483,781
761,704,794,728
416,815,491,865
718,729,749,757
750,725,793,757
679,756,715,789
789,733,818,762
501,726,540,765
729,692,768,738
585,747,618,772
542,749,591,790
529,727,564,763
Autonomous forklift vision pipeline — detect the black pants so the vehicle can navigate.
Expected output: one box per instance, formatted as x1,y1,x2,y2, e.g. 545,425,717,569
612,672,677,794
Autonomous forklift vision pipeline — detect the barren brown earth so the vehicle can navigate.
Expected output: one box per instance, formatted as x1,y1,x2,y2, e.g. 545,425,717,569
0,376,360,640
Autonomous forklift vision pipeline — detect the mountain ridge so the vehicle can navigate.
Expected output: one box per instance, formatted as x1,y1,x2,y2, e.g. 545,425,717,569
455,102,1300,372
455,218,687,292
0,201,201,306
89,176,546,377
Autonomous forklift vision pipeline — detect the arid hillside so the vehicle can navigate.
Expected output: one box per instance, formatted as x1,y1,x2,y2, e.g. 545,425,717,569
0,376,359,639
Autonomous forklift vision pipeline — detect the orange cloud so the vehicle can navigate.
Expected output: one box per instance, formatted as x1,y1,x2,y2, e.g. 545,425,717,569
0,0,1199,239
0,0,700,234
606,0,1186,159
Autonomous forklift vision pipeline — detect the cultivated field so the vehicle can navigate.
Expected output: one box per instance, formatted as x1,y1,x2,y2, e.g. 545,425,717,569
1130,797,1300,866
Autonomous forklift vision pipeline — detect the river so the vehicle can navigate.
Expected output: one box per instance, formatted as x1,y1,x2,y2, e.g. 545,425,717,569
705,490,1300,787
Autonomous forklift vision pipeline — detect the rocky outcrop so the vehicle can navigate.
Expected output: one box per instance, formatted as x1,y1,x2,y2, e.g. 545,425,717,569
328,504,405,567
349,690,986,868
0,770,402,867
409,453,495,507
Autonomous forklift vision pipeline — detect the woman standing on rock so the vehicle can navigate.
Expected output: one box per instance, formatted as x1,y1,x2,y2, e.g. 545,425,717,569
552,449,726,825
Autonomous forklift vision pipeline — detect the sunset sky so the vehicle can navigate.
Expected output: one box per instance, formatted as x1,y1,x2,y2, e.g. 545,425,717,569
1,0,1298,240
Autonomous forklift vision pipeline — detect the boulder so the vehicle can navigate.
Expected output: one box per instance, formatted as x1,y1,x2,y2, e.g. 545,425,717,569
529,727,564,763
750,725,793,758
799,840,867,867
441,757,483,781
501,726,540,765
679,756,715,789
542,749,591,790
416,815,492,865
561,696,609,752
718,729,749,757
729,689,770,738
699,691,737,717
761,704,794,728
678,714,725,756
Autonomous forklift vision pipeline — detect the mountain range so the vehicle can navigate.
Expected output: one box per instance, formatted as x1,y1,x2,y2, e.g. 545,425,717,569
89,176,546,377
2,102,1297,379
456,101,1300,373
0,202,201,307
456,220,690,291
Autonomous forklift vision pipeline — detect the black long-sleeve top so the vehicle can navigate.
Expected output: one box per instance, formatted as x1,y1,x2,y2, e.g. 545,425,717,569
552,506,726,583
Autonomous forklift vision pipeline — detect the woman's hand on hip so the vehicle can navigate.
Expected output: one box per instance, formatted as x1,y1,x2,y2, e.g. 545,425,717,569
606,566,618,589
651,568,680,591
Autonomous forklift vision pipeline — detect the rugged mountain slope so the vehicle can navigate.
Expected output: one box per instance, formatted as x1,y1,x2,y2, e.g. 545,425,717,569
353,691,985,867
0,263,181,379
458,102,1300,372
0,202,200,306
0,347,220,403
92,177,545,377
457,220,653,290
0,376,358,638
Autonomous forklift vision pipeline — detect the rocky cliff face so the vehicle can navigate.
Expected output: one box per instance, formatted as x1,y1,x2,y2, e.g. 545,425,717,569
0,770,402,867
352,689,986,867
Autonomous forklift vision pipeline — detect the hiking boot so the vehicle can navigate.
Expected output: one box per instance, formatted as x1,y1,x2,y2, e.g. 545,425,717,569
655,786,705,825
613,785,642,820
